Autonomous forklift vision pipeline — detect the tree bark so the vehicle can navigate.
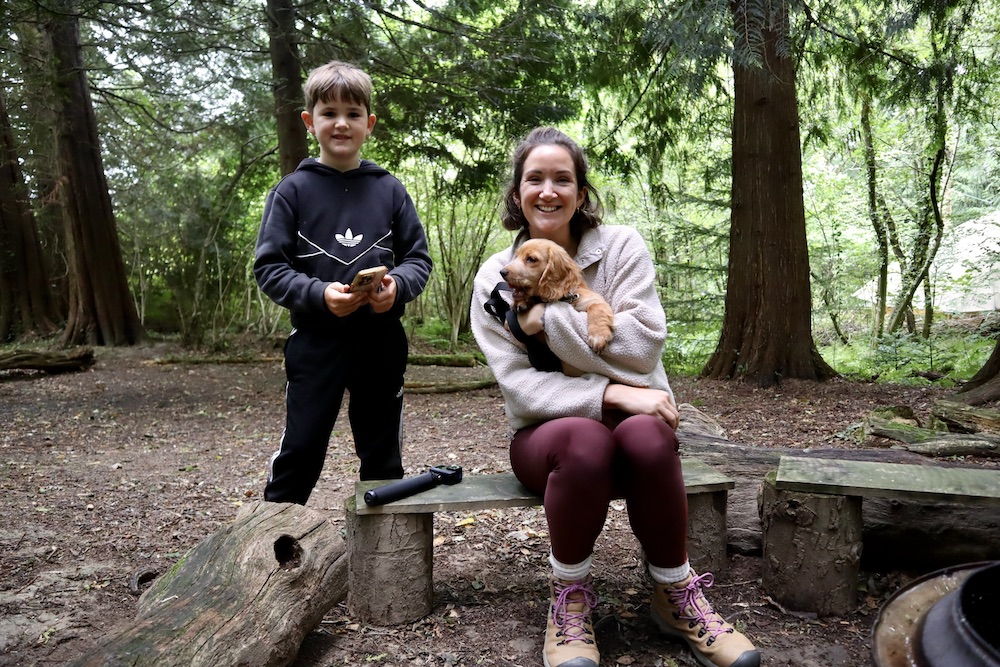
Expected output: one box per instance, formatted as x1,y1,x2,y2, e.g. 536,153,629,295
346,496,434,625
703,1,836,386
69,501,347,667
0,87,59,342
955,337,1000,405
43,0,145,347
266,0,308,176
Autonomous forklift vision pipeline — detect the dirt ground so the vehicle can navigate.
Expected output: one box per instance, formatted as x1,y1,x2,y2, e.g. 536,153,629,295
0,340,989,667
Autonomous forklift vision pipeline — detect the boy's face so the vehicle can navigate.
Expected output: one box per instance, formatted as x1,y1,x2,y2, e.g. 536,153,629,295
302,96,376,171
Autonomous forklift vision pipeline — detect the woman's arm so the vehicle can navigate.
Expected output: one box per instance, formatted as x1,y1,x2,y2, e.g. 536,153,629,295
471,254,611,427
545,228,667,379
603,384,679,429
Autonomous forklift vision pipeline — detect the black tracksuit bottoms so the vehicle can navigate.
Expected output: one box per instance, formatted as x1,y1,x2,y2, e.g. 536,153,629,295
264,319,408,504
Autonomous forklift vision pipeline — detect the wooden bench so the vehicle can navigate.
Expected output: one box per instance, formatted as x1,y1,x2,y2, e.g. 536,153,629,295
344,458,735,625
761,455,1000,617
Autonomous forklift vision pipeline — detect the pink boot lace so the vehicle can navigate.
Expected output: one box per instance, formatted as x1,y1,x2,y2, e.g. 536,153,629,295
552,579,599,645
668,572,732,642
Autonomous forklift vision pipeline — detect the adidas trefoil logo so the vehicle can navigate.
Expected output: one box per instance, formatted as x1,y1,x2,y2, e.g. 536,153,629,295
336,228,363,248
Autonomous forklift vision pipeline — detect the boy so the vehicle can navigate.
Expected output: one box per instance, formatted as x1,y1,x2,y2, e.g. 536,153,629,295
254,61,432,504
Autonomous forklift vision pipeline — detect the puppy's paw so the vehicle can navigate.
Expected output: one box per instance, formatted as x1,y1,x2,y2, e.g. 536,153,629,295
588,328,614,354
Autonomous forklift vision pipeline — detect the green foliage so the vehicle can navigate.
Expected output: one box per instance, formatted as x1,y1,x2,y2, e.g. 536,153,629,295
408,316,479,354
819,328,995,385
661,321,722,377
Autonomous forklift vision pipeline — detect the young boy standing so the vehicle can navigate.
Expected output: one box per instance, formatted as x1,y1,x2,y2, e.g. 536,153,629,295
254,61,432,504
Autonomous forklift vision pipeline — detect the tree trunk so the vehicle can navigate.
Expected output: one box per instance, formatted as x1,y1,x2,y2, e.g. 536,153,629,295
0,87,59,341
10,20,69,318
861,96,889,339
69,501,347,667
43,0,145,347
956,337,1000,405
266,0,308,177
703,1,836,387
886,150,946,334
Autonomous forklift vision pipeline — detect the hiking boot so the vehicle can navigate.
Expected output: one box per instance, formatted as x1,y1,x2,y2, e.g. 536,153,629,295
651,570,761,667
543,576,600,667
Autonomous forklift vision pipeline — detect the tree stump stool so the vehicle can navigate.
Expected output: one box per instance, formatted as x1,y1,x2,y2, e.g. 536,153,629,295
760,471,863,617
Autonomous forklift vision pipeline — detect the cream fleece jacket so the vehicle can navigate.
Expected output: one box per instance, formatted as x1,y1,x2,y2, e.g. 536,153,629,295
470,225,674,432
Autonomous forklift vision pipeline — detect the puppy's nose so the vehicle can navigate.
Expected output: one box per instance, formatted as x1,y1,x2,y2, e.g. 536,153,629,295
500,268,509,279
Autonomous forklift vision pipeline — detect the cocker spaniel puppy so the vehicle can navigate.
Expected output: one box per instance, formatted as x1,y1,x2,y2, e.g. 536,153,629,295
500,238,614,353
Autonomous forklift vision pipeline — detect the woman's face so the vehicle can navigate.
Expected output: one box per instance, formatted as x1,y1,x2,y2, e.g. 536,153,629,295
515,144,586,250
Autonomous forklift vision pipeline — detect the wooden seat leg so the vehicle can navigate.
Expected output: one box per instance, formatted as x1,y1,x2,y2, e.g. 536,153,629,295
760,472,862,617
345,497,434,625
686,490,729,576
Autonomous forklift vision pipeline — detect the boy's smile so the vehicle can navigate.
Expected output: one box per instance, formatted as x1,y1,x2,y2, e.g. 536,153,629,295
302,97,376,172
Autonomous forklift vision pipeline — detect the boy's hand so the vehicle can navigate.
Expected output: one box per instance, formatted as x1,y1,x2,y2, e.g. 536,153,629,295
369,275,397,313
324,282,369,317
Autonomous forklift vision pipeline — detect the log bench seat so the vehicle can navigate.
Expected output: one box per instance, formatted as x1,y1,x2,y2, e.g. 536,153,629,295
762,455,1000,617
344,458,735,625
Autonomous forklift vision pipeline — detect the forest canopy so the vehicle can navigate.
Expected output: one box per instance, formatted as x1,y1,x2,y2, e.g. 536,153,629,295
1,0,999,392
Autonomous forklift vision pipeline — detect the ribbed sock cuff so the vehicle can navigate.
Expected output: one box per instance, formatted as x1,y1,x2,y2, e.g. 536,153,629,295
550,552,593,581
648,560,690,585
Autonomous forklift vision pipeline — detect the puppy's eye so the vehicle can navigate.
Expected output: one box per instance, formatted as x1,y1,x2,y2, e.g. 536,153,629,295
525,254,538,264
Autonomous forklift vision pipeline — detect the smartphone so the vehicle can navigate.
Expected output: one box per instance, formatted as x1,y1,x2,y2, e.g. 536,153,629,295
349,265,388,293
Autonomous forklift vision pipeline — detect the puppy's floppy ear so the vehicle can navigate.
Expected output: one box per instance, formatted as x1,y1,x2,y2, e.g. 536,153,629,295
537,247,580,302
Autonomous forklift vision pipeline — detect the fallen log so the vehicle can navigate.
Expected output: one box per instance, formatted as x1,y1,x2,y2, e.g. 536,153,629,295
68,501,347,667
892,437,1000,459
863,406,1000,457
408,353,480,367
405,378,497,394
932,400,1000,433
0,347,94,373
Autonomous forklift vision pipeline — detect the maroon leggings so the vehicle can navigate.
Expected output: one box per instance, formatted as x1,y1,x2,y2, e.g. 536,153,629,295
510,414,688,568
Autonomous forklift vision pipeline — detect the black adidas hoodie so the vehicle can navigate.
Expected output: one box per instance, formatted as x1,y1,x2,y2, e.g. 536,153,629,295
254,158,432,331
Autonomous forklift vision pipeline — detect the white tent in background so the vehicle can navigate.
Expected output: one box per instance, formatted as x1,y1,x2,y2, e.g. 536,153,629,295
853,211,1000,314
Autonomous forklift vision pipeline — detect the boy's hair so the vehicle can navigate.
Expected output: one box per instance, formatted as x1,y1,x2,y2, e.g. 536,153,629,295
303,61,373,114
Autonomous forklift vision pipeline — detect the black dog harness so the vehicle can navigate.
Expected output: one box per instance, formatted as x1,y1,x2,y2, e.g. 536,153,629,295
484,282,562,373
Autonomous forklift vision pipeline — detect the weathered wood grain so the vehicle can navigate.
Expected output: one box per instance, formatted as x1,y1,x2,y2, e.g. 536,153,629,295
68,501,347,667
353,459,734,516
775,455,1000,506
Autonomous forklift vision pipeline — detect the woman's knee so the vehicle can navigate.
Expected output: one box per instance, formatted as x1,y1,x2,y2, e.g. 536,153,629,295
546,418,616,476
614,415,680,465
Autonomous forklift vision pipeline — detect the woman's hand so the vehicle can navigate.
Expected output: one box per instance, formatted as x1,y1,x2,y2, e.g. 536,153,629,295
324,282,369,317
603,384,679,429
515,303,546,336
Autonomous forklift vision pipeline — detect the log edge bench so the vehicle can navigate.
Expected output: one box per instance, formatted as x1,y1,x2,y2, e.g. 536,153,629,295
345,458,735,625
762,455,1000,617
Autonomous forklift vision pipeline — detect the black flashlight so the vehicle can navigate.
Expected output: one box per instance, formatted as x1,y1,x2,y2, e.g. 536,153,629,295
362,465,463,506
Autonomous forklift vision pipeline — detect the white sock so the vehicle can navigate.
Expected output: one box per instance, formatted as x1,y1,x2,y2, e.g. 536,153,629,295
550,552,593,581
648,560,690,585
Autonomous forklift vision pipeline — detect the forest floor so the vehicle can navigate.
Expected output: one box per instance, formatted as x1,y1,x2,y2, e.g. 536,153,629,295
0,338,994,667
